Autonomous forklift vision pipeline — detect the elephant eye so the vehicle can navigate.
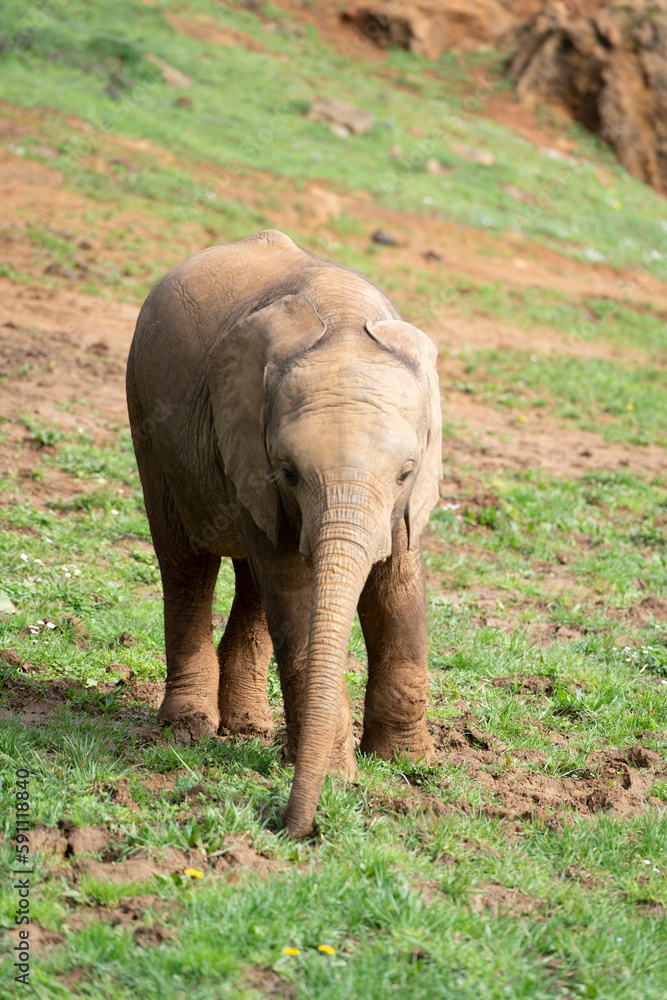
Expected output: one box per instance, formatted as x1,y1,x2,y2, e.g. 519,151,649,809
281,463,298,487
397,468,413,484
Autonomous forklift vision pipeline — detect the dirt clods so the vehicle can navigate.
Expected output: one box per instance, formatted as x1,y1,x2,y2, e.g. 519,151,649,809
491,674,555,696
435,718,666,825
7,923,65,951
28,824,69,857
468,884,541,916
77,847,206,885
240,965,297,999
23,821,113,859
628,596,667,626
214,837,284,876
62,894,178,948
64,823,112,858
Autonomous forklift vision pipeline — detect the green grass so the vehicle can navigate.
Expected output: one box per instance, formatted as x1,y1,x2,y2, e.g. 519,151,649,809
457,349,667,446
1,2,667,995
440,282,667,358
1,0,667,283
1,429,667,997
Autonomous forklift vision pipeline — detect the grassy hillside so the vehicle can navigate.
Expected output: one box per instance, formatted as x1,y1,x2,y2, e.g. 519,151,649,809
0,2,666,998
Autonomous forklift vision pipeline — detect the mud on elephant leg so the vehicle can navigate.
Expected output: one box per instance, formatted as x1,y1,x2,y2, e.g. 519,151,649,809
257,550,356,777
217,558,273,735
358,524,434,762
136,471,220,737
155,542,222,738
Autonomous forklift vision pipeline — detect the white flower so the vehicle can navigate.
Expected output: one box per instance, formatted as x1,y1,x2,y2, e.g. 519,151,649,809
65,572,72,578
20,553,29,562
46,622,56,630
74,569,81,576
111,509,119,515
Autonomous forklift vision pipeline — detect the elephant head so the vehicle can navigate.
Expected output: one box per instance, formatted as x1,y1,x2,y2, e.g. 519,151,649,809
208,282,441,837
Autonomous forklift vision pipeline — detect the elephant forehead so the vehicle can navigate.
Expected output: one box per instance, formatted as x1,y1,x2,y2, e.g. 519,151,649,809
274,354,425,415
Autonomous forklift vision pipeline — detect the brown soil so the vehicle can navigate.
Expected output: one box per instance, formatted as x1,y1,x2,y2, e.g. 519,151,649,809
386,741,666,828
76,847,207,885
0,672,164,724
468,883,542,916
490,674,554,696
428,720,667,826
7,923,65,951
240,965,298,999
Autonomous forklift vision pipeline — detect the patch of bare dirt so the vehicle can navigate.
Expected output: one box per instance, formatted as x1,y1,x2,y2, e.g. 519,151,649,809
6,923,65,951
138,773,180,796
386,794,457,817
62,894,178,938
240,965,298,999
267,0,386,59
468,883,541,916
19,821,113,860
432,722,667,825
491,674,554,696
214,836,285,877
108,779,139,810
73,836,282,885
76,846,207,885
164,12,270,52
440,394,667,479
0,673,165,725
627,596,667,626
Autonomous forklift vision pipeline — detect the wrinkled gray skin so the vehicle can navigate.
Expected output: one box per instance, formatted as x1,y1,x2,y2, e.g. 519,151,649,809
126,230,442,837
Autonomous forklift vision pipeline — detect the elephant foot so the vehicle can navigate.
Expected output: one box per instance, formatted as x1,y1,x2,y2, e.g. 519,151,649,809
360,722,434,763
218,698,273,736
157,694,219,741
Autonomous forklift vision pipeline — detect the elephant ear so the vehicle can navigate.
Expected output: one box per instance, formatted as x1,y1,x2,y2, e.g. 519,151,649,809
366,319,442,551
208,295,326,545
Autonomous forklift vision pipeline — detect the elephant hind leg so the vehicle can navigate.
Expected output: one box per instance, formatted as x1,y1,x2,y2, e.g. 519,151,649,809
129,381,221,737
218,559,274,735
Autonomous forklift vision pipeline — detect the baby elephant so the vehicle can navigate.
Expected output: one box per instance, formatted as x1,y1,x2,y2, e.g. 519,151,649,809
127,230,442,837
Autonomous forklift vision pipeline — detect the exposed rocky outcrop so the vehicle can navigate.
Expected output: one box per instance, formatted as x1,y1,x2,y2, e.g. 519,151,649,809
508,1,667,193
341,0,516,59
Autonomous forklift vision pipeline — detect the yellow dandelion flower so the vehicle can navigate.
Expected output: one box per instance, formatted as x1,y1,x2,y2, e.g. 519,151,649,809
318,944,336,955
184,869,203,878
518,415,526,423
282,947,301,956
627,402,634,410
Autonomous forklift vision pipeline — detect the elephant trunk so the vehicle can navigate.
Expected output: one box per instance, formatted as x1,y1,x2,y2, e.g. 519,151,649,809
285,480,383,838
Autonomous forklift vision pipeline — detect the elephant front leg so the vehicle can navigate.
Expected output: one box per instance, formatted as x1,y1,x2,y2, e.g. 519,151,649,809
218,559,273,735
358,523,434,762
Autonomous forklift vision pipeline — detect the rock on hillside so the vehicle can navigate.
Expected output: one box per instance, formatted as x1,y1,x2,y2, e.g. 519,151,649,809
341,0,516,59
508,1,667,193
